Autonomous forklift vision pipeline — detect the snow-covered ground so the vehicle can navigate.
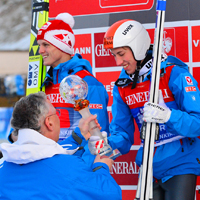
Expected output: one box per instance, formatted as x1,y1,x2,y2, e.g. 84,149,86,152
0,0,31,51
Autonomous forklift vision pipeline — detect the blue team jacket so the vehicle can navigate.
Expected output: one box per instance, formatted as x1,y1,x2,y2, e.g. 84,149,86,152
0,154,122,199
44,53,109,142
8,54,109,145
108,55,200,181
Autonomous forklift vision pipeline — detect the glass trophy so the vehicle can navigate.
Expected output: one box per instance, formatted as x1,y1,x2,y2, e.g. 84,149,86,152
59,75,119,157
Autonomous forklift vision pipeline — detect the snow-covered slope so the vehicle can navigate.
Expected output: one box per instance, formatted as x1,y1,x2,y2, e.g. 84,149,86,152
0,0,31,51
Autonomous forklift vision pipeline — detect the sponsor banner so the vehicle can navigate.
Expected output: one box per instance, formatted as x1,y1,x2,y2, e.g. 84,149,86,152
49,0,154,18
122,190,137,200
94,32,116,68
146,27,189,62
94,26,189,68
113,149,200,199
96,71,121,106
111,149,140,185
73,34,93,66
192,26,200,62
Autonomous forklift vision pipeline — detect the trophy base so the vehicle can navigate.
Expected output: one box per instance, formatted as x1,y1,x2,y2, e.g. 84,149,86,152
108,149,122,160
98,145,112,157
99,147,122,160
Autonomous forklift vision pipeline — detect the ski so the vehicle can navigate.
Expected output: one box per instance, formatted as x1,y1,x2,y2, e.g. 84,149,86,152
26,0,49,96
135,0,167,199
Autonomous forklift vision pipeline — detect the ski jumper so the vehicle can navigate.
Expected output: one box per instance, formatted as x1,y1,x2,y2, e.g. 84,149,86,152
43,53,109,143
108,55,200,182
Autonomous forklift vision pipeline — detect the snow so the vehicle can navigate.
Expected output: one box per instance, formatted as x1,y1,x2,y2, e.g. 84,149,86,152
0,0,32,51
0,35,30,51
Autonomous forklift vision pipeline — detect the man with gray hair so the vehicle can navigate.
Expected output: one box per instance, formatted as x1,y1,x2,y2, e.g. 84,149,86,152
0,92,122,200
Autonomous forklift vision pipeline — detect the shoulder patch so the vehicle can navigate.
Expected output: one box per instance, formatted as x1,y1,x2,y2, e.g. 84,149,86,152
185,76,193,85
115,78,132,87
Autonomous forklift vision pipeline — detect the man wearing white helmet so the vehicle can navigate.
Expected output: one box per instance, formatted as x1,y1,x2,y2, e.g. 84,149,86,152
103,19,200,200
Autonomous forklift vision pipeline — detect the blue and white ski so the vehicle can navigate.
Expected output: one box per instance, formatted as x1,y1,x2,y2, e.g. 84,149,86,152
135,1,167,199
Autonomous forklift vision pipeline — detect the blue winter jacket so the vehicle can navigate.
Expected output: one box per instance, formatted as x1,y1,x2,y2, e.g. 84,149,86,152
8,54,109,145
108,55,200,182
43,53,109,165
44,53,109,142
0,151,121,200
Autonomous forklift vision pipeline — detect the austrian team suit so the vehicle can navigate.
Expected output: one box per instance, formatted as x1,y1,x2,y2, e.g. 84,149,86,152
108,54,200,182
43,53,109,143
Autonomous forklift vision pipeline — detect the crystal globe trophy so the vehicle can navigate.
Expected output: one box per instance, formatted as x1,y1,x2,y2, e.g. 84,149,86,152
59,75,113,156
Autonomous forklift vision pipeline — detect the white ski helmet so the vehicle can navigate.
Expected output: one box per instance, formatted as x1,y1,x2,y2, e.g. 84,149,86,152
104,19,151,61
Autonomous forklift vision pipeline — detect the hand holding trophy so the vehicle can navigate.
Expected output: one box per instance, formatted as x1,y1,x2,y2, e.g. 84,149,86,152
59,75,113,156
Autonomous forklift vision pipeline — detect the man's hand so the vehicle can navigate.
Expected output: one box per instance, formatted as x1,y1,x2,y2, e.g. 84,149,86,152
78,114,101,140
94,154,114,171
143,91,171,123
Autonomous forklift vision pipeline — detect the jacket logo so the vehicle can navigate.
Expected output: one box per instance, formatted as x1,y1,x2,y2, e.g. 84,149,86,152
185,76,193,85
125,91,149,105
125,89,170,105
89,104,103,109
118,79,128,85
115,78,132,87
47,93,67,103
185,86,196,92
122,24,133,35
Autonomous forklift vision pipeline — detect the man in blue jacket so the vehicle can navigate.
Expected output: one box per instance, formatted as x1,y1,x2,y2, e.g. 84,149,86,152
103,19,200,200
0,92,122,200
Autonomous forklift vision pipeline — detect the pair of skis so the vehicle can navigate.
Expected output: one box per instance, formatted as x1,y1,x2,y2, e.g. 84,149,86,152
26,0,49,96
135,0,167,199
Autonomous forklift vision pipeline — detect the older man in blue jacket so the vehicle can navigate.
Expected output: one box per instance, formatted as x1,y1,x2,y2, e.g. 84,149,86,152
0,92,122,200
